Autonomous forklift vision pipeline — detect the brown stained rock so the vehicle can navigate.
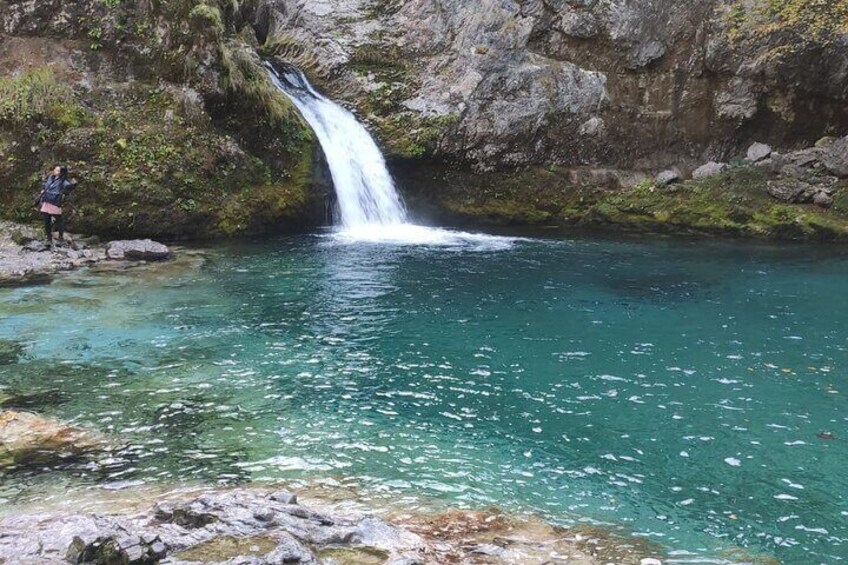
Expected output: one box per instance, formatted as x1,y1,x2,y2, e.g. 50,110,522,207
0,410,106,467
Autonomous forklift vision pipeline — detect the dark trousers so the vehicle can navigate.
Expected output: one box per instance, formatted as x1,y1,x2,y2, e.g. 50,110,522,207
42,212,64,240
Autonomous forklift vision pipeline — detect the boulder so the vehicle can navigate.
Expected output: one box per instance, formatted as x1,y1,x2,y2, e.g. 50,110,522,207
785,147,824,168
813,191,835,209
655,169,681,186
106,240,170,261
767,180,815,203
692,161,727,179
746,142,772,162
822,135,848,178
0,410,105,467
750,151,782,171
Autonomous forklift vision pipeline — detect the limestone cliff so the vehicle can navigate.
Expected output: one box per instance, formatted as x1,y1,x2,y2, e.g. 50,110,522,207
256,0,848,169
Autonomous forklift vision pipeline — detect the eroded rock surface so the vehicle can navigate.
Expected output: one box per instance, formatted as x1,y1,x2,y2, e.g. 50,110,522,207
257,0,848,170
0,409,107,468
0,486,675,564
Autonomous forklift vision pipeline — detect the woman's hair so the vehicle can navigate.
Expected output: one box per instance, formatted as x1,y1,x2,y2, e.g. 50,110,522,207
57,165,68,179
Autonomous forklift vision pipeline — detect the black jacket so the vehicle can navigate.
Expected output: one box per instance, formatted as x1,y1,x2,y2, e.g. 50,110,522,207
40,175,74,206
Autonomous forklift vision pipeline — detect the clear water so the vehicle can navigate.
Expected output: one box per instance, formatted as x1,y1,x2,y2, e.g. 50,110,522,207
1,232,847,563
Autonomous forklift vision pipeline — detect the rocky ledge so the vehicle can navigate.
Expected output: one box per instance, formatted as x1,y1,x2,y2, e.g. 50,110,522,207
0,221,171,286
0,486,668,565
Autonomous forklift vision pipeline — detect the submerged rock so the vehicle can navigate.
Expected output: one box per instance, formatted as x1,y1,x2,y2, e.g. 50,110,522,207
0,410,106,468
0,339,24,365
106,240,171,261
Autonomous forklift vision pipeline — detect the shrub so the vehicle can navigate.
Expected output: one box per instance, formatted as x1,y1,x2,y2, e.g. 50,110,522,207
0,68,87,128
724,0,848,55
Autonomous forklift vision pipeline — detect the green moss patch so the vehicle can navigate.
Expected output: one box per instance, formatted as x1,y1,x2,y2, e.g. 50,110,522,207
410,165,848,242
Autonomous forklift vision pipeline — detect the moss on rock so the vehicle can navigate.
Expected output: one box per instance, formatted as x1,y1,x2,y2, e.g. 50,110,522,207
403,164,848,242
0,0,323,239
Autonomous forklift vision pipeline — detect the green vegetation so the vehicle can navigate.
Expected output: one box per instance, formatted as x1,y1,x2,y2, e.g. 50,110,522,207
0,68,89,129
0,0,323,238
724,0,848,57
189,4,225,38
426,166,848,241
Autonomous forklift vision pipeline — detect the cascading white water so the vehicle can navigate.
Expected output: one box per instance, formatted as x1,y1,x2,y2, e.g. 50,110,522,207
266,63,407,229
266,62,518,250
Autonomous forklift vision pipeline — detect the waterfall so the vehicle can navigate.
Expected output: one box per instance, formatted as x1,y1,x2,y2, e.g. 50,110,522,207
266,63,408,229
266,62,517,250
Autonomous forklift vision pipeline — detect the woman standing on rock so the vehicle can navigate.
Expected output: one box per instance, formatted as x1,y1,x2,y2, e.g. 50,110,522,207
36,165,77,245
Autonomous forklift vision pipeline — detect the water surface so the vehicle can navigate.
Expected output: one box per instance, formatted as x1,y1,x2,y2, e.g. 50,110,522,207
1,232,846,563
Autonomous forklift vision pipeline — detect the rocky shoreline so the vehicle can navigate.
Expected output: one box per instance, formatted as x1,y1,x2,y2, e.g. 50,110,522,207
0,482,670,565
0,220,171,287
0,407,670,565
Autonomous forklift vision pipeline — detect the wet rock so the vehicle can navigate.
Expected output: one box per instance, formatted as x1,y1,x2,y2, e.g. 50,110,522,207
655,169,681,186
0,221,108,286
472,543,507,557
822,135,848,178
692,161,727,179
0,486,671,564
746,142,772,163
0,410,106,468
106,239,171,261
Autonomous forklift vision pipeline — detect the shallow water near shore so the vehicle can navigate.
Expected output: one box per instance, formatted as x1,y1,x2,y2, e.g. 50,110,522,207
1,230,847,562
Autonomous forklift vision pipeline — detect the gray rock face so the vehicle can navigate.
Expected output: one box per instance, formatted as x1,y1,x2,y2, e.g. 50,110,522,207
767,180,811,203
0,489,426,564
256,0,848,170
822,136,848,178
813,190,835,209
746,142,772,163
692,162,727,179
106,240,171,261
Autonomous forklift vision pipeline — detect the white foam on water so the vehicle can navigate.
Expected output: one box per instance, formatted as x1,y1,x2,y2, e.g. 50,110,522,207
328,224,521,251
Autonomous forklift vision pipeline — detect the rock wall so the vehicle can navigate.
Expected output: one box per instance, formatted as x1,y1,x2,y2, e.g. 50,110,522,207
256,0,848,170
